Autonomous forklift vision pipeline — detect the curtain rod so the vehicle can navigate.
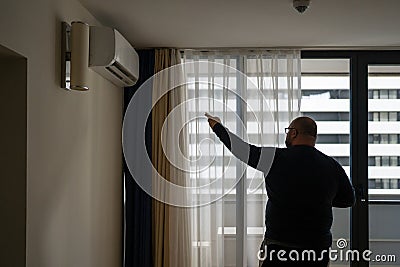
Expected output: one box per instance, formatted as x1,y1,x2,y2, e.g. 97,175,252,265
179,47,299,52
178,46,400,52
135,46,400,52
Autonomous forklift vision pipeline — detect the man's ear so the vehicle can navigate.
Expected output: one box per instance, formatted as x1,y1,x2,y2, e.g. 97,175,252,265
292,129,298,138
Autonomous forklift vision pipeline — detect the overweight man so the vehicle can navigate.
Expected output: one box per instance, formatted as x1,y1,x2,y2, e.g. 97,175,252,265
206,114,355,267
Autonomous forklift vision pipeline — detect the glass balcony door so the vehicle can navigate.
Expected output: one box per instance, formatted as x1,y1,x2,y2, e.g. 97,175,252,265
303,51,400,267
367,64,400,267
302,58,351,267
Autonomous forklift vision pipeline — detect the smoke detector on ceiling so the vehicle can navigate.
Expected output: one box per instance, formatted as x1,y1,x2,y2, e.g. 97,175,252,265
293,0,311,13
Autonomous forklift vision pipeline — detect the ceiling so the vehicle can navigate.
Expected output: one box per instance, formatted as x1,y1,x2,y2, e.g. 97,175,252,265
79,0,400,48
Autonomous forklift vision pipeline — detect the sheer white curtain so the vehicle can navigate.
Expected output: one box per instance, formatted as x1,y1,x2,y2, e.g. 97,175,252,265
181,50,301,267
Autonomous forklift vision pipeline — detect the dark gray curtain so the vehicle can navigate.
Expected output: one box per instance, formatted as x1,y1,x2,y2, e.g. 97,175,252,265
124,49,154,267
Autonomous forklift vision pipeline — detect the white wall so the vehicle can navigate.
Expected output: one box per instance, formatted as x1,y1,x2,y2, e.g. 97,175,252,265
0,0,123,266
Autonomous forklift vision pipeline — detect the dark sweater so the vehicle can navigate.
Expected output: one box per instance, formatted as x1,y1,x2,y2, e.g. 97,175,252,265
212,123,355,248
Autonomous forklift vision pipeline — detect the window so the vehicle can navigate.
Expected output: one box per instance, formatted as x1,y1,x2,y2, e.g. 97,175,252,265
301,59,351,170
368,66,400,192
184,52,400,267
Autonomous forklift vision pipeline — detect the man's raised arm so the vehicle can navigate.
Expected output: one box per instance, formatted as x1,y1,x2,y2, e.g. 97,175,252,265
206,113,275,174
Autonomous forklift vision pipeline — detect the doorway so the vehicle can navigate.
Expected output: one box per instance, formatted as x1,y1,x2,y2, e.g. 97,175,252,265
0,43,27,267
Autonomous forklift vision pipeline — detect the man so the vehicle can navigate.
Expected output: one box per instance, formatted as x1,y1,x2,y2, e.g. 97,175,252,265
206,114,355,267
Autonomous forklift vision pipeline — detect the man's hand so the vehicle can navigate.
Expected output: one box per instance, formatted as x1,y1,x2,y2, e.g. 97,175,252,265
205,112,221,129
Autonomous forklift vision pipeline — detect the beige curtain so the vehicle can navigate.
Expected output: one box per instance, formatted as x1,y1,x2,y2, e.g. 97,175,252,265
152,48,191,267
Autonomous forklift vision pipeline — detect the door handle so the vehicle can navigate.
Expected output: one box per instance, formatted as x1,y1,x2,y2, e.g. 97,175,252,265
355,184,367,202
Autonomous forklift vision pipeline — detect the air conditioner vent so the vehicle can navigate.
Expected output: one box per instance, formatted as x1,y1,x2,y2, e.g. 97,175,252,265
106,61,135,85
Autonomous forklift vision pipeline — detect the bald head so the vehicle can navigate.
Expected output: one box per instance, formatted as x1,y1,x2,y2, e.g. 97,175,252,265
291,116,317,138
285,116,317,147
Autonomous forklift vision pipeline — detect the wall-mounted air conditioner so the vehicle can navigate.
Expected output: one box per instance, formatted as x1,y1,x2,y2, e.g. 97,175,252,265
89,26,139,87
61,22,139,91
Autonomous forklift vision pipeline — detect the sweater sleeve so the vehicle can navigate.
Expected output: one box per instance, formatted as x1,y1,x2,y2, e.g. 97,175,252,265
211,123,275,174
332,162,356,208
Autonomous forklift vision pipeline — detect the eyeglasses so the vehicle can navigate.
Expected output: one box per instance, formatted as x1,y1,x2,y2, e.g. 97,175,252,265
284,127,296,134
